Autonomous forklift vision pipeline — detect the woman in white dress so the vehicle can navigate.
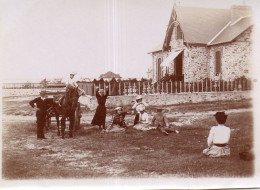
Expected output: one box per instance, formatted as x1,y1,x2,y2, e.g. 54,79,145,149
203,112,231,157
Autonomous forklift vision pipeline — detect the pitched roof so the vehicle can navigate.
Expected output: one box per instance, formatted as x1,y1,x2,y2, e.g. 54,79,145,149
175,6,231,44
148,42,163,54
99,71,121,79
157,5,253,50
209,16,252,45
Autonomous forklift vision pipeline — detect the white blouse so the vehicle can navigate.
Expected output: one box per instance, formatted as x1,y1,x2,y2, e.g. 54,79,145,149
207,124,231,146
139,112,149,124
67,77,78,88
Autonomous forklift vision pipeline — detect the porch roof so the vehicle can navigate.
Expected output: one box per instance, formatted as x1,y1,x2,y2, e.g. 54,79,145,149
161,49,183,67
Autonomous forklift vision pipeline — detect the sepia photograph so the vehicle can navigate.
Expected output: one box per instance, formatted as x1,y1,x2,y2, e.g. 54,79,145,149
1,0,260,188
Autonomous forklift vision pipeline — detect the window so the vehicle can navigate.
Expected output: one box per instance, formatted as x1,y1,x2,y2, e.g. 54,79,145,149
215,51,221,75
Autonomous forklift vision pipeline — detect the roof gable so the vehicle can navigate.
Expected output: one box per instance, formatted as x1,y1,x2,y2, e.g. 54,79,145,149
162,5,252,47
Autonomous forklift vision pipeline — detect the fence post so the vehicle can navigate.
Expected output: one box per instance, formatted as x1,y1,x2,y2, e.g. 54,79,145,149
170,81,173,93
183,81,186,93
166,82,168,93
176,81,178,93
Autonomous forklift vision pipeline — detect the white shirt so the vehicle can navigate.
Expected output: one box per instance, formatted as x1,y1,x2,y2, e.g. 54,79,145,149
139,112,149,124
207,124,231,146
67,77,78,88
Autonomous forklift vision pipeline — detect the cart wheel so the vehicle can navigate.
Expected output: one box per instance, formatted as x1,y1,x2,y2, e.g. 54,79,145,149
74,103,81,131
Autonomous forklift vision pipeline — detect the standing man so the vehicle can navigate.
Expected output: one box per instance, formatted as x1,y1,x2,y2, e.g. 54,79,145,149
29,90,51,139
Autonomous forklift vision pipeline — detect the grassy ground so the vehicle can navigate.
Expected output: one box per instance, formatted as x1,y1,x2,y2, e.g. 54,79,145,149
2,97,254,179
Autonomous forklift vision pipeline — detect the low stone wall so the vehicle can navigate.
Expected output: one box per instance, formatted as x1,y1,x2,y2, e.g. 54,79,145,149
2,89,250,110
81,91,251,110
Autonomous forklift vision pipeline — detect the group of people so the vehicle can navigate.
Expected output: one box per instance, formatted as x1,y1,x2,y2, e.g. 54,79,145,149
91,88,178,136
29,72,249,158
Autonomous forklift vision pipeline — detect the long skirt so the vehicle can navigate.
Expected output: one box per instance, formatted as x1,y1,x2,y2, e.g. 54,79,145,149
91,105,106,126
203,145,230,157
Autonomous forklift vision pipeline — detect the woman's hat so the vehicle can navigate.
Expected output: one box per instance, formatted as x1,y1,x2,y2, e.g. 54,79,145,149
214,111,228,123
157,108,163,112
114,107,122,111
214,112,227,118
70,72,77,75
136,95,142,100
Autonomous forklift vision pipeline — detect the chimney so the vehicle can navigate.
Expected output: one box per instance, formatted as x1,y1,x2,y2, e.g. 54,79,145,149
231,5,252,23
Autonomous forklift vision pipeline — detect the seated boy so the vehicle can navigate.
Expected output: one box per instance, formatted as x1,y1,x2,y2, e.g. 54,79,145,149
105,107,127,132
151,108,179,135
203,111,231,157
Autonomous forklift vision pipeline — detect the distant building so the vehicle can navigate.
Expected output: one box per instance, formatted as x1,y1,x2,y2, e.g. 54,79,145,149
99,71,122,81
149,4,253,82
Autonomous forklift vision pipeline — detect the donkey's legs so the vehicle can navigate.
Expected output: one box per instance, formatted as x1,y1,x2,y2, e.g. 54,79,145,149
69,113,75,138
61,116,66,139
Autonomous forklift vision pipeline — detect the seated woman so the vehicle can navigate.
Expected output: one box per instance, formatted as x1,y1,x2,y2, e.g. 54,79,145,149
132,95,148,125
203,112,231,157
133,104,153,131
105,107,127,132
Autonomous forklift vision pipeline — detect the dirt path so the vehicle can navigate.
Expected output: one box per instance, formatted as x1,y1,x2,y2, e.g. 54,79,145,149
2,107,252,125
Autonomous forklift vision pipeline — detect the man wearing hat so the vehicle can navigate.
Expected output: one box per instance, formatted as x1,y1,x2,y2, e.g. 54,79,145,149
203,111,231,157
29,90,52,139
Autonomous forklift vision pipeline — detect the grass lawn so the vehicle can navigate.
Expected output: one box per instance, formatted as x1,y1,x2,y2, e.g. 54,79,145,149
2,97,254,179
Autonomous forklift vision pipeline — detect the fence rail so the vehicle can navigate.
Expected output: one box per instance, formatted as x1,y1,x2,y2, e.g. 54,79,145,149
3,78,252,96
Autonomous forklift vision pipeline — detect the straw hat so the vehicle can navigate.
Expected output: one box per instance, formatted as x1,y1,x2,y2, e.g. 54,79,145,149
114,107,122,111
136,95,142,100
70,72,77,75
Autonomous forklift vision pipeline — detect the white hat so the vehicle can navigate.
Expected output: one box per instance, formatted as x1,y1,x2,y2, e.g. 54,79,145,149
70,72,77,75
136,95,142,100
114,107,122,111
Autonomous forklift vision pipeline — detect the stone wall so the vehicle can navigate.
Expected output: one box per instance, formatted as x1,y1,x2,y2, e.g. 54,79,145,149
3,89,250,111
208,27,252,81
80,91,250,110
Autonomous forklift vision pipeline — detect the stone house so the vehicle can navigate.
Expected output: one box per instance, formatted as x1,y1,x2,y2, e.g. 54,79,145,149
149,4,253,82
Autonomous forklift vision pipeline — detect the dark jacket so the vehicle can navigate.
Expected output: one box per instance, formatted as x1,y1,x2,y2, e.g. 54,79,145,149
29,97,53,116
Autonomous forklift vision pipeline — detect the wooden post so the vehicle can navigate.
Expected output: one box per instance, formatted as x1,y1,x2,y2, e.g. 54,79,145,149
184,81,186,93
188,82,190,92
109,82,111,95
170,81,173,93
94,83,96,96
175,81,178,93
180,81,182,93
166,81,168,93
234,80,237,91
138,81,141,94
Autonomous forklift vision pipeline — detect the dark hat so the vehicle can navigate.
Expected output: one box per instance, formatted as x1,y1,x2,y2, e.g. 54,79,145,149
214,112,228,124
157,108,163,112
214,112,227,117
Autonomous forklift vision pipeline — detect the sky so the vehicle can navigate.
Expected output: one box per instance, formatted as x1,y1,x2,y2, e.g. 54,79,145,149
1,0,259,82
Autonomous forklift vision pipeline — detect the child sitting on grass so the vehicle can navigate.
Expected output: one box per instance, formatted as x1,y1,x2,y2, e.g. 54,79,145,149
151,108,179,136
203,111,231,157
105,107,127,132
